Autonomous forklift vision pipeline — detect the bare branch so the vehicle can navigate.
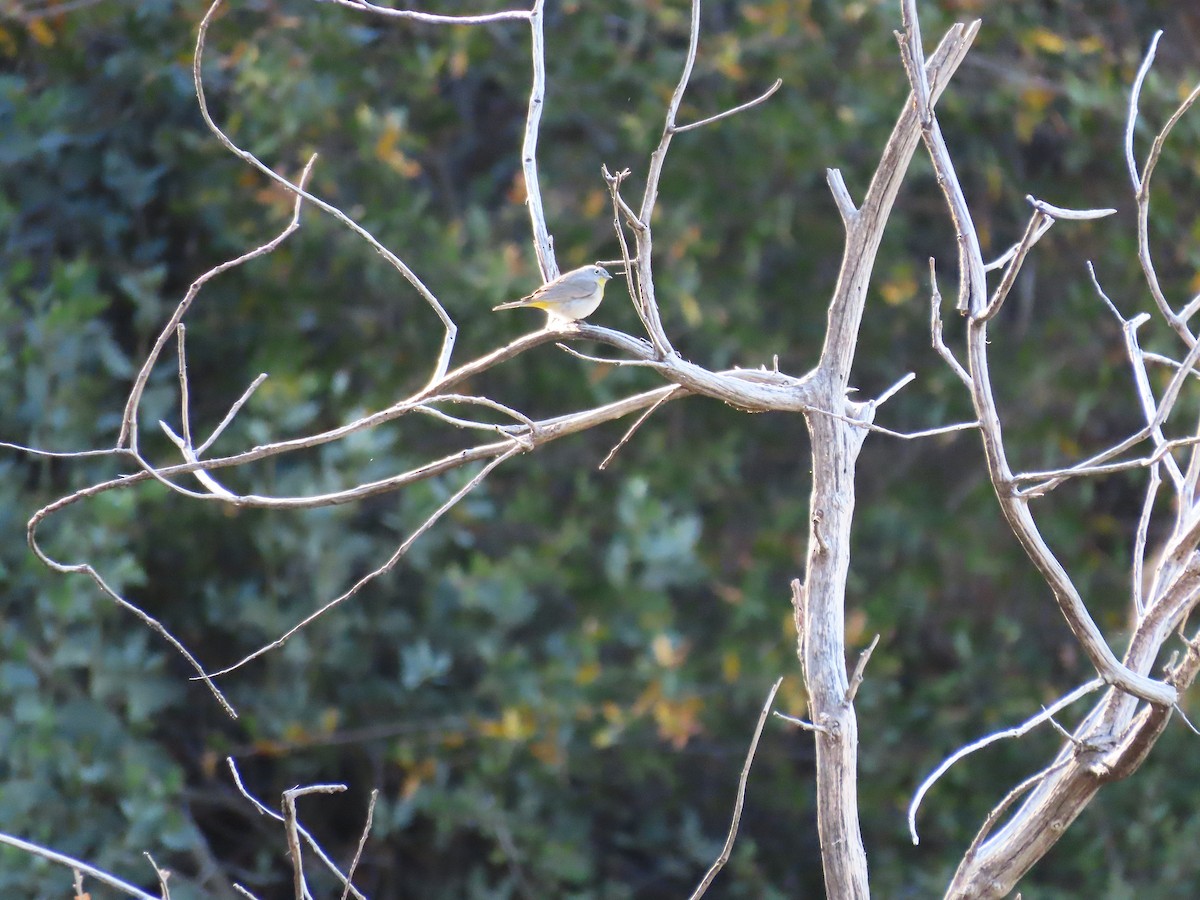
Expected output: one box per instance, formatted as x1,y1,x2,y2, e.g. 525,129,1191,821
903,0,1177,706
774,711,832,735
1125,31,1162,192
193,2,459,385
1132,465,1163,616
599,387,685,471
144,853,171,900
341,790,378,900
1133,46,1200,346
871,372,915,408
1025,196,1116,220
119,152,316,450
522,0,555,278
980,209,1050,321
689,677,783,900
283,784,348,900
197,373,269,456
176,324,192,451
674,78,783,134
318,0,531,25
955,758,1073,875
227,759,367,900
202,447,520,678
845,634,880,703
897,2,986,316
909,679,1102,845
928,257,972,386
826,168,858,225
22,534,236,716
819,17,980,379
1017,334,1200,497
0,831,161,900
640,0,702,226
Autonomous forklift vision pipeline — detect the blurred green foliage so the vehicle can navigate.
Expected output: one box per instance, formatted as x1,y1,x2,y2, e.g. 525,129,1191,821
3,0,1200,897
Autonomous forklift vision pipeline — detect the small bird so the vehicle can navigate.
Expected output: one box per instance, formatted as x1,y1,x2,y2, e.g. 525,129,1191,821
493,264,612,323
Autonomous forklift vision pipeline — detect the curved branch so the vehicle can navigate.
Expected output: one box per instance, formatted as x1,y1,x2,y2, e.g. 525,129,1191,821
317,0,531,24
194,0,458,386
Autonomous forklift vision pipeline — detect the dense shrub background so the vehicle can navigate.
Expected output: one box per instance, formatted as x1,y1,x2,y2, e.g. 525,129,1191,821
3,1,1200,896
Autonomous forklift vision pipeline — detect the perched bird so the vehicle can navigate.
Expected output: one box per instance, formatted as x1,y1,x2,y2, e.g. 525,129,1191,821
493,264,612,323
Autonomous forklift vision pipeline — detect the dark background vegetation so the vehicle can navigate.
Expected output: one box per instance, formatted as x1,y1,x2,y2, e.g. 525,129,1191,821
3,0,1200,896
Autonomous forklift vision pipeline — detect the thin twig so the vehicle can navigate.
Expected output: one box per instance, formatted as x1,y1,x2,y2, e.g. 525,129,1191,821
197,373,269,455
201,448,521,677
957,758,1072,865
341,790,379,900
908,679,1103,844
1133,41,1200,346
318,0,531,24
1125,31,1162,192
227,759,367,900
119,152,316,449
773,711,831,735
0,832,160,900
283,784,348,900
896,2,985,316
826,168,858,224
928,258,972,386
194,2,459,385
522,0,555,278
845,634,881,703
674,78,783,134
599,388,684,470
1132,464,1162,616
1025,196,1116,220
144,852,171,900
980,210,1050,321
177,324,192,451
689,677,783,900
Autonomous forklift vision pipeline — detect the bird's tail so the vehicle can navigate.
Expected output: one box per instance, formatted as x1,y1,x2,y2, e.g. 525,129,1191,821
492,298,534,311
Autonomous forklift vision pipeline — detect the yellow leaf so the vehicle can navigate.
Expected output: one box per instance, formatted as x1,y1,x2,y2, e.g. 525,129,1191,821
374,119,423,178
530,732,564,766
652,695,704,748
576,660,601,685
591,726,618,749
26,17,56,47
1188,269,1200,297
880,268,917,306
488,706,535,741
632,681,661,717
401,758,437,799
1021,86,1056,115
652,633,688,668
679,293,702,327
1016,87,1055,143
721,650,741,683
1028,27,1068,55
582,188,607,219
